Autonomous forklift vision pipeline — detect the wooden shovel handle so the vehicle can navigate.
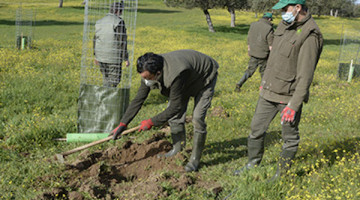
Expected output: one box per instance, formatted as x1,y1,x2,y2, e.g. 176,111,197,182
61,125,140,157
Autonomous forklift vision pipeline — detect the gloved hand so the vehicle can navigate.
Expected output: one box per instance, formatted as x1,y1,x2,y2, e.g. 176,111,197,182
281,106,296,124
138,119,154,132
110,122,127,140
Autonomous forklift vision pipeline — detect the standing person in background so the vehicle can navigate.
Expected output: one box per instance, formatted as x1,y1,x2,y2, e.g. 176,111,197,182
94,1,129,87
235,12,274,92
110,50,219,172
234,0,323,181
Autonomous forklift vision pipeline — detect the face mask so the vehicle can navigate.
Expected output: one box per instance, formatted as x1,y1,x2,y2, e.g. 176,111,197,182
144,79,157,87
281,7,299,23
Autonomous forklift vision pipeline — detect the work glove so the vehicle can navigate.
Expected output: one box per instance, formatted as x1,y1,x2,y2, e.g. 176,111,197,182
281,106,296,124
110,122,127,140
138,119,154,132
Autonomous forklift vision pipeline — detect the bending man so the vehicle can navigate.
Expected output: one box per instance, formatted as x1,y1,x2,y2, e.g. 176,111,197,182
111,49,219,172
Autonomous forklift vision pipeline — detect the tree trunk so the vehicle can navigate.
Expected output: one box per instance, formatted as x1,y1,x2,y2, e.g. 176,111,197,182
59,0,63,8
228,7,236,27
317,6,322,17
203,9,215,33
335,9,338,18
330,9,333,16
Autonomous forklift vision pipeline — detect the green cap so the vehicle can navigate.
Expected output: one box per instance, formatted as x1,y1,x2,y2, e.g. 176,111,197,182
263,12,273,19
272,0,306,10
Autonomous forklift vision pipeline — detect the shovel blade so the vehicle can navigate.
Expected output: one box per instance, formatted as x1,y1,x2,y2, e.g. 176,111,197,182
55,154,65,163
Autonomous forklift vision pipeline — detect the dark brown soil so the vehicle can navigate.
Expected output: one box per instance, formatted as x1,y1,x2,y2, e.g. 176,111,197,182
210,106,230,118
39,132,222,199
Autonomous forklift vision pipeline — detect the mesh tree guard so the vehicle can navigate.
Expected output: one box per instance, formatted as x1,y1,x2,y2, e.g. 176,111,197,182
15,5,35,49
78,0,137,133
338,28,360,81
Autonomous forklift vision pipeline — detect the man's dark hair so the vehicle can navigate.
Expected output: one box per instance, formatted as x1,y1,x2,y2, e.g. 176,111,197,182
302,4,308,12
136,52,164,74
110,2,124,14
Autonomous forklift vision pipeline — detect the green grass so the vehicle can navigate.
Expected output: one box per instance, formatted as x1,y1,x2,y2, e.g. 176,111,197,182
1,0,360,199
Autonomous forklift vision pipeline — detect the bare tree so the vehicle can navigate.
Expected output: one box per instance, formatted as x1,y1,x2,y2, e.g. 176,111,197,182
223,0,248,27
165,0,217,32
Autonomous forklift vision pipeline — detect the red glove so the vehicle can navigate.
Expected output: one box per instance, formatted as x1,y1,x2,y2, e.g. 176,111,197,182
281,106,296,124
110,122,127,140
138,119,154,132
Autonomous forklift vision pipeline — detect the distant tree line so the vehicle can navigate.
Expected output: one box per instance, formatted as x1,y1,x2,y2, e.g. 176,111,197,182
164,0,360,32
57,0,360,32
58,0,86,8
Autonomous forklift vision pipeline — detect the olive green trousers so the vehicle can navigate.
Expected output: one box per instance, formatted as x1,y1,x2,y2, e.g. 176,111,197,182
248,96,302,163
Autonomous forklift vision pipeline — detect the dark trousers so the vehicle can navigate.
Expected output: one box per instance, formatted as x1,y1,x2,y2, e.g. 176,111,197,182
236,56,267,86
168,75,217,134
99,62,122,87
245,56,267,78
249,96,302,157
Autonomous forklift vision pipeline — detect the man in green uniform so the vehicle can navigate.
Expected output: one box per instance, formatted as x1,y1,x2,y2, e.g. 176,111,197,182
234,12,274,92
234,0,323,180
94,2,129,87
110,50,219,172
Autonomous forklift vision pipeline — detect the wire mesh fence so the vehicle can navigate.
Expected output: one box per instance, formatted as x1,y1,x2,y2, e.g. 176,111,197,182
78,0,138,133
81,0,137,88
338,28,360,81
15,5,35,49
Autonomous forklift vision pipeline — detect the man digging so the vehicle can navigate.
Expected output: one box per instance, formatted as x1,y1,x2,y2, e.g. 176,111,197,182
110,49,219,172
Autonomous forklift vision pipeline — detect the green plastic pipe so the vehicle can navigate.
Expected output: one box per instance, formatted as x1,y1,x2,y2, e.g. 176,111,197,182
66,133,110,142
21,37,25,50
347,59,355,82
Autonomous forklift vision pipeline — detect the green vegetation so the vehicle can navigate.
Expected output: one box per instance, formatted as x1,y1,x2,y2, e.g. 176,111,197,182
1,0,360,199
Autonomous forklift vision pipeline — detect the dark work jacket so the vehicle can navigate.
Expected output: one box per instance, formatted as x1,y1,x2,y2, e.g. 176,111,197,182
120,50,219,126
260,13,323,111
247,18,274,59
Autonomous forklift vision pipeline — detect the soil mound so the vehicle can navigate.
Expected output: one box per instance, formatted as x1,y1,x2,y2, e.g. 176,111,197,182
210,106,229,118
39,132,222,199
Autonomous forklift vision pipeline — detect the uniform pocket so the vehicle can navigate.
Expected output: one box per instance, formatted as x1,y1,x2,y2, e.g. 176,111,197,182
265,70,295,95
279,39,296,58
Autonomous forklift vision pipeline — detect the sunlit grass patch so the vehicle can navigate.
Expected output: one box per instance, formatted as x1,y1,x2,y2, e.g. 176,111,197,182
1,0,360,199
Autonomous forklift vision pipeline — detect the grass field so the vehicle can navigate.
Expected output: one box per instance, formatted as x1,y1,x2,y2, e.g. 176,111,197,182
1,0,360,199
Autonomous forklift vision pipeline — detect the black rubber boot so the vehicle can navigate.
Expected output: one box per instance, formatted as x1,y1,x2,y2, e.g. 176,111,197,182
269,150,296,182
164,132,186,157
184,132,206,172
158,126,186,158
234,73,249,92
234,137,264,176
234,84,241,92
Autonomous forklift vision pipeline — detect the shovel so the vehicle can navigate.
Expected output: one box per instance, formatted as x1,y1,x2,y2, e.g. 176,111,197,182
55,125,140,163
